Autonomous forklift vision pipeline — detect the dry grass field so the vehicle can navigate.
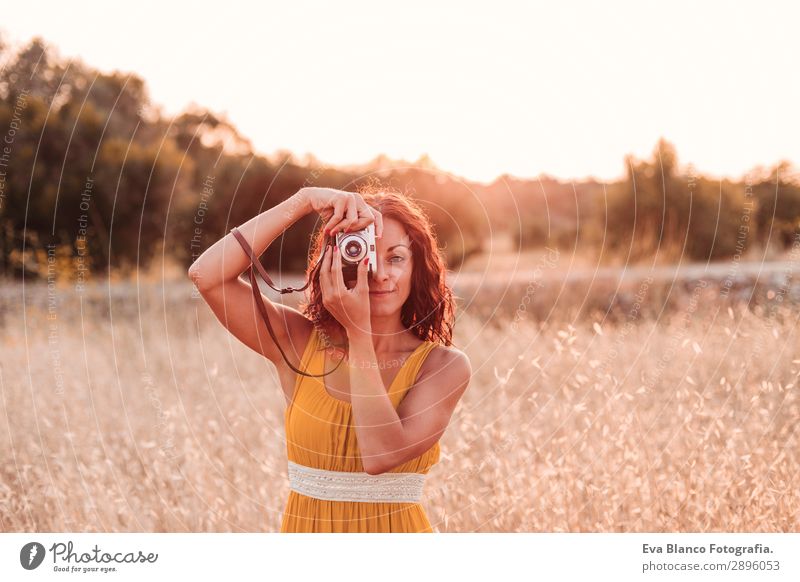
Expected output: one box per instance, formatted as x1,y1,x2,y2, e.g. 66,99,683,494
1,274,798,532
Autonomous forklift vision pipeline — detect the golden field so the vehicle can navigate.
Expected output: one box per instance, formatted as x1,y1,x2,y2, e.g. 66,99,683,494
1,274,798,533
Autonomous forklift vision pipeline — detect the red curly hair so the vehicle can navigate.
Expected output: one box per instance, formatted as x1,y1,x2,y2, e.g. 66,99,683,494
300,185,456,349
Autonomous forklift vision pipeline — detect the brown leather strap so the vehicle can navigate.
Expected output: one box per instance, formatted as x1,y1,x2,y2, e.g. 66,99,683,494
229,226,342,378
230,227,323,294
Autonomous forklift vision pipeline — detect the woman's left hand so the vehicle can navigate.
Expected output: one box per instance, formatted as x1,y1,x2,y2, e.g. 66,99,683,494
320,244,371,334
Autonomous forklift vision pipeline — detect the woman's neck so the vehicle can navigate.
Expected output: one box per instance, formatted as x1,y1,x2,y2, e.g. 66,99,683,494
370,314,410,353
328,317,417,354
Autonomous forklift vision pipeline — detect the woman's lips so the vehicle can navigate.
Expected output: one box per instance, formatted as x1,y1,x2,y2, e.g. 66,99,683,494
369,289,395,296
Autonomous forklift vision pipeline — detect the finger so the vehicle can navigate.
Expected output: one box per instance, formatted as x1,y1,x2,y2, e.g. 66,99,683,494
348,198,376,233
339,194,359,234
346,194,359,228
371,207,384,238
355,256,369,293
328,196,352,236
323,198,347,234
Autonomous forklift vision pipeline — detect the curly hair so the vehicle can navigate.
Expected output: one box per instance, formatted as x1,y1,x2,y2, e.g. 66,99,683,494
300,185,456,350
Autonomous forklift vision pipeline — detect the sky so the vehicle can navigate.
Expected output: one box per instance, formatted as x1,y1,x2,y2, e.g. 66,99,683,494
2,0,798,184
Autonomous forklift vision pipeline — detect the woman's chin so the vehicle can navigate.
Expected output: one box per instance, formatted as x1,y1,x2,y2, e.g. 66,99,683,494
367,297,397,314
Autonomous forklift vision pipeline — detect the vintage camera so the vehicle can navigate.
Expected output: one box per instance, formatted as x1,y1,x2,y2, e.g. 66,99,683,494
335,222,377,285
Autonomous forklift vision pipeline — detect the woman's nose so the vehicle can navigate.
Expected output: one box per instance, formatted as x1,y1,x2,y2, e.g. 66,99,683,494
373,259,389,281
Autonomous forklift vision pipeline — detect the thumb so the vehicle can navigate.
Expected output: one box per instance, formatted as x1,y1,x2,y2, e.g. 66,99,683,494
356,257,368,292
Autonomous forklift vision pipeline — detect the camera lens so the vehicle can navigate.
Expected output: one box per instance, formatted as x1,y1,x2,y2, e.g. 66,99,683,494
345,240,363,258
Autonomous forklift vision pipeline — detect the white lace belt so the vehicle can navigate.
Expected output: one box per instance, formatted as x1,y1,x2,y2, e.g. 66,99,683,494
287,460,426,503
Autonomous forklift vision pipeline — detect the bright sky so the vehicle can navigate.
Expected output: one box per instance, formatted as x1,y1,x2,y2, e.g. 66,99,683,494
3,0,798,184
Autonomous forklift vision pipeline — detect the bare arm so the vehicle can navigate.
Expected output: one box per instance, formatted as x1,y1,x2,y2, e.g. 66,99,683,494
188,189,312,293
187,189,315,366
347,329,472,474
314,219,467,474
187,187,382,367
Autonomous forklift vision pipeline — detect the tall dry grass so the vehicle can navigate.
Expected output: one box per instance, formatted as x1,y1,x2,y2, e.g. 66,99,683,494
1,279,798,532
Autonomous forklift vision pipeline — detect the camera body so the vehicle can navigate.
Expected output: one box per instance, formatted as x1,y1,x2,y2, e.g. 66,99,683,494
335,222,377,285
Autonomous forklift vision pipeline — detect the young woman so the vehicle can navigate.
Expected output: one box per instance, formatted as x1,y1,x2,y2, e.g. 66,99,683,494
188,186,472,532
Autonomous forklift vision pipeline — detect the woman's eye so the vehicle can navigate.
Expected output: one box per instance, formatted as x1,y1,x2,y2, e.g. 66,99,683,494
389,256,404,262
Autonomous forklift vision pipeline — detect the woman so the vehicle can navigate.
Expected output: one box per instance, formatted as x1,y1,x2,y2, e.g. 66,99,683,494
188,186,472,532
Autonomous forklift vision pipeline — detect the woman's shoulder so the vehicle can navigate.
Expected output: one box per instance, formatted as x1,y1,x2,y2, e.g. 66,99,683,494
292,319,344,352
283,317,339,368
422,342,472,382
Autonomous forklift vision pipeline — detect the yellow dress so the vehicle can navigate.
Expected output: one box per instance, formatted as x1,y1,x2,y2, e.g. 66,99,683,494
280,326,441,533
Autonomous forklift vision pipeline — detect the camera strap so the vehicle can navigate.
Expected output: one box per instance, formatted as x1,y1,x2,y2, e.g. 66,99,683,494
230,226,326,294
229,226,342,378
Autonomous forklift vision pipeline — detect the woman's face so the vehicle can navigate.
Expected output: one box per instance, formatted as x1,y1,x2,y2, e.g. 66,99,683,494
367,217,413,317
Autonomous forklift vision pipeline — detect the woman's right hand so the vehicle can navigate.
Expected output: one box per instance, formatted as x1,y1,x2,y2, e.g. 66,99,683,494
301,187,383,238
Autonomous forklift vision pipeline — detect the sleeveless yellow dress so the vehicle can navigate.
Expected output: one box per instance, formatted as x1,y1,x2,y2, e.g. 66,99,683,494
280,326,441,533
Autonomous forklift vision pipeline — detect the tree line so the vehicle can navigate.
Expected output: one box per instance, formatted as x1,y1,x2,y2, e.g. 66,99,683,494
1,35,797,283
